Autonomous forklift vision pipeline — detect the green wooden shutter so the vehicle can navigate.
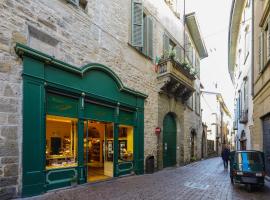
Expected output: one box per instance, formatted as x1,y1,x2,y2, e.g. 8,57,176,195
163,34,170,57
131,0,143,47
142,15,147,55
147,16,153,59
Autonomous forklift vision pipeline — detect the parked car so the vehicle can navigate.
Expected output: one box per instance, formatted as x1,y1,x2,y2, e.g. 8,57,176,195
230,150,265,191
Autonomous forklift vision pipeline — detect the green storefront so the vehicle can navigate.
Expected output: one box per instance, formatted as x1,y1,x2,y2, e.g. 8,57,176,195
15,44,147,197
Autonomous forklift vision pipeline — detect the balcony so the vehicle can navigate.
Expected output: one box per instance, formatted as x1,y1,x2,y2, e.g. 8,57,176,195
239,110,248,124
157,57,196,102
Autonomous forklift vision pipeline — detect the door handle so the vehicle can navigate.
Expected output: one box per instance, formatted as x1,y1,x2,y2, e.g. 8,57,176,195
164,143,167,151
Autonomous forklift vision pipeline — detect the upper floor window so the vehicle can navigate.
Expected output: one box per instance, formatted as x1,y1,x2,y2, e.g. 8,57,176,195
244,26,250,63
131,0,154,59
242,77,248,111
195,57,200,78
185,32,196,67
187,95,193,110
163,33,184,62
258,18,270,72
259,31,264,71
195,92,200,115
266,21,270,60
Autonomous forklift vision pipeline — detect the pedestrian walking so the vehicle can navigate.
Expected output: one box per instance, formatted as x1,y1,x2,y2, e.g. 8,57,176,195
221,146,230,169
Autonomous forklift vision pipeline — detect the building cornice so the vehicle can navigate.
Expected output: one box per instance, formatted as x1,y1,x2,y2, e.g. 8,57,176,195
228,0,246,84
185,12,208,59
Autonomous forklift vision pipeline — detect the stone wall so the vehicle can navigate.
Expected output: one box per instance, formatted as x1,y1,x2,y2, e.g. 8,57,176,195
252,0,270,151
252,82,270,151
184,107,203,162
0,0,201,198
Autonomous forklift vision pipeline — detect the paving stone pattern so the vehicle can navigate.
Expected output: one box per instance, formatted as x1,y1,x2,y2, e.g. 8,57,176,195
22,157,270,200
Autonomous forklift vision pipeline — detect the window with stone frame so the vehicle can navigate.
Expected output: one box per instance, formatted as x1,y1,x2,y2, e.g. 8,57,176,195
244,26,250,63
267,19,270,60
195,56,200,78
195,92,200,115
239,79,248,114
258,31,264,71
163,33,184,63
192,93,196,111
262,19,269,63
185,32,194,66
187,95,193,109
243,77,248,112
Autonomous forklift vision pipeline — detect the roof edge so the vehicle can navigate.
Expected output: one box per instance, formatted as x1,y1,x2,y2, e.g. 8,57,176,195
185,12,208,59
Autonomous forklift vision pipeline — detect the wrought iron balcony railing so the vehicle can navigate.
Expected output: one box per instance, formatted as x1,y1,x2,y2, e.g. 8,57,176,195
156,57,196,101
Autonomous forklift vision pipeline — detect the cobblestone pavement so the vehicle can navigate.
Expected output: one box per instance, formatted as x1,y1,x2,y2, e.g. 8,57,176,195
23,157,270,200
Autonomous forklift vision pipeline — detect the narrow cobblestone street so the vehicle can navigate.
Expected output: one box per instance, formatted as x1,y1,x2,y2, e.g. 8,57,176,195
24,157,270,200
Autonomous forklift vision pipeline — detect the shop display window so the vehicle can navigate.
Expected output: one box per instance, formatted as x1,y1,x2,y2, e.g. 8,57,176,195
118,125,134,162
46,115,78,169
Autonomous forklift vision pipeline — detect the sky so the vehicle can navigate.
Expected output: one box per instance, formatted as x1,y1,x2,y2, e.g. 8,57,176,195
186,0,234,114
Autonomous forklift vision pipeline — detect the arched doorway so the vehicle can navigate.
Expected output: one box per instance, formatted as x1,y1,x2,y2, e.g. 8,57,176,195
201,131,206,158
163,113,176,168
190,129,196,160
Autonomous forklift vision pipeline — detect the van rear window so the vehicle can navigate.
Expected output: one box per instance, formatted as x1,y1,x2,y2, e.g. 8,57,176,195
236,152,263,164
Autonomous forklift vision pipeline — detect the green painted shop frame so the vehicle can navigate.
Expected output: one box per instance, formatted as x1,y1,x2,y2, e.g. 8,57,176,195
15,43,147,197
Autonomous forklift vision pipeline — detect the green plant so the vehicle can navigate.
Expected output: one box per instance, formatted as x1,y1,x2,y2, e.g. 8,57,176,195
163,46,176,59
190,156,197,162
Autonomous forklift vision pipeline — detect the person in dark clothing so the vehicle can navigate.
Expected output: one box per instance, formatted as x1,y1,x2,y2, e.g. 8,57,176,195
221,146,230,169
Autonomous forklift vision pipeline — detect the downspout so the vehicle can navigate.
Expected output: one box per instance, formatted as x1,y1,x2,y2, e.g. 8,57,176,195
183,0,186,60
251,0,254,97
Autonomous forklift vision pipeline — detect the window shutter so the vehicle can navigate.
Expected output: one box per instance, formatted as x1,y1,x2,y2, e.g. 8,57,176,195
163,34,170,56
142,15,147,55
147,16,153,59
244,80,248,110
259,32,264,71
131,0,143,47
188,45,193,64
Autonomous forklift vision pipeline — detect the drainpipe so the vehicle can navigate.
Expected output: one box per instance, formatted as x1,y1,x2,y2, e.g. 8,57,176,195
251,0,254,97
183,0,186,60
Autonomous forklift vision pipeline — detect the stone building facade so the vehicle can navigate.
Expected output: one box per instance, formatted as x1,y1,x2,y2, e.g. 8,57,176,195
201,90,231,155
253,0,270,175
228,0,253,151
0,0,207,198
